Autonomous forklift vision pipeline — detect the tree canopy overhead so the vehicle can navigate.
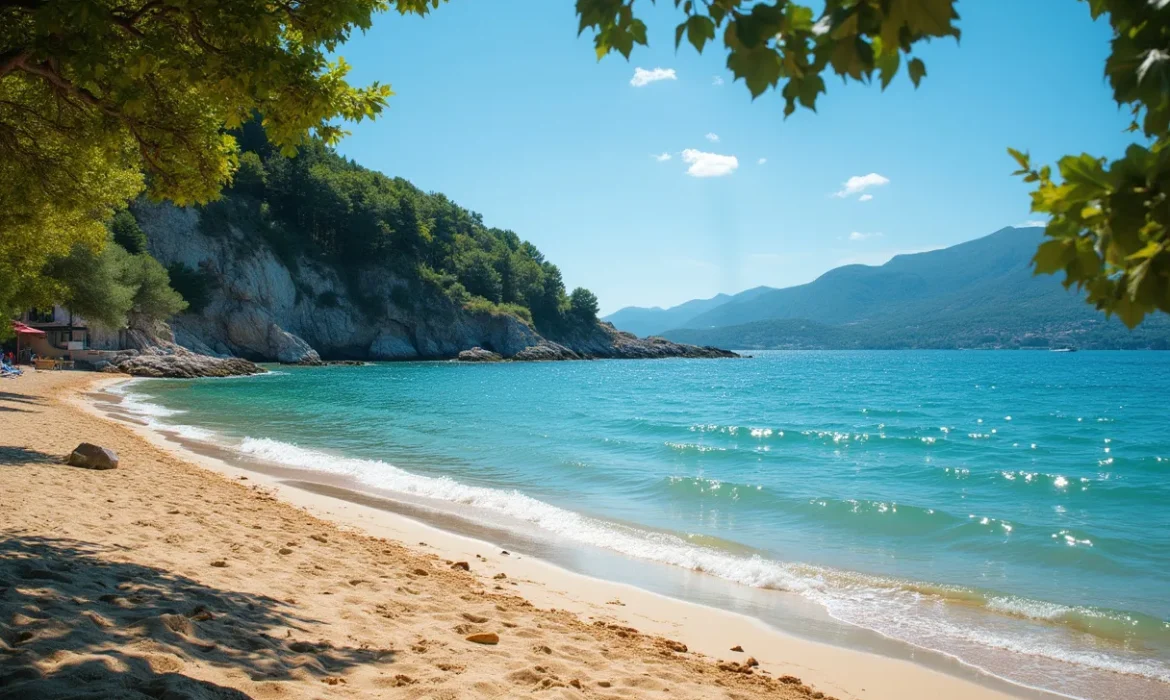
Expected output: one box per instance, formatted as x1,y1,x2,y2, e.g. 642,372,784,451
0,0,440,320
576,0,1170,326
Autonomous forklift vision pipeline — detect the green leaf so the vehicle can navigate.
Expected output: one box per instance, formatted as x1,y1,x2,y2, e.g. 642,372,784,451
875,48,900,90
1007,147,1031,172
1033,239,1071,275
1058,153,1111,200
685,15,716,53
908,57,926,87
728,46,783,99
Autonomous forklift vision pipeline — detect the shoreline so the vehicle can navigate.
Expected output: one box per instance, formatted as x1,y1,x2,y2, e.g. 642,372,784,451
66,371,1040,700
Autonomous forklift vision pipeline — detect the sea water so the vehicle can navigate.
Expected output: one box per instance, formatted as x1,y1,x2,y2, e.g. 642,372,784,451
111,351,1170,699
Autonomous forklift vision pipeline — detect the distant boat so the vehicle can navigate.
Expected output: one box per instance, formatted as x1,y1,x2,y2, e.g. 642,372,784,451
1050,347,1077,353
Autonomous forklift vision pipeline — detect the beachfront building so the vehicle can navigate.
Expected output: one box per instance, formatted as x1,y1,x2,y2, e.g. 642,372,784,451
13,307,126,363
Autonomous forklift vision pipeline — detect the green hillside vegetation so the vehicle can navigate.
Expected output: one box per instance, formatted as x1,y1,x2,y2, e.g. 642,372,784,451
644,228,1170,350
198,121,596,335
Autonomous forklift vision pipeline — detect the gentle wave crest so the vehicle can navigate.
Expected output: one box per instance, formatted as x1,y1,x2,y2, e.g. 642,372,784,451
230,436,1169,683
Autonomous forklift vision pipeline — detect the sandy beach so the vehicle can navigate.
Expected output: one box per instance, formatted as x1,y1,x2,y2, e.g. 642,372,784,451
0,370,1023,700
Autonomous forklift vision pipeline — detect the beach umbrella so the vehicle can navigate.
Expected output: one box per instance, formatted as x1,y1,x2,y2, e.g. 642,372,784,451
11,321,46,363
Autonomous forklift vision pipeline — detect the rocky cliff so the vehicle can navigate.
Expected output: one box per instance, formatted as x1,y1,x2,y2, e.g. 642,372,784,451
135,202,735,363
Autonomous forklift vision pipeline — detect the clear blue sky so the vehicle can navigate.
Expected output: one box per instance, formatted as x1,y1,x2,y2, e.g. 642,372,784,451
333,0,1133,315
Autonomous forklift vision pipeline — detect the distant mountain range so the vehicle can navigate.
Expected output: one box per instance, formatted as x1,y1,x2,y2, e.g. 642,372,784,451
604,227,1170,350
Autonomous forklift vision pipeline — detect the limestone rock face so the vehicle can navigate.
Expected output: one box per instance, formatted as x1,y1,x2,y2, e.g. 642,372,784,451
67,443,119,470
267,323,322,365
133,201,737,363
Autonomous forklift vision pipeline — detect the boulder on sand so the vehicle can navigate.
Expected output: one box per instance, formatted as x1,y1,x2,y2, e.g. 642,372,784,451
66,443,119,470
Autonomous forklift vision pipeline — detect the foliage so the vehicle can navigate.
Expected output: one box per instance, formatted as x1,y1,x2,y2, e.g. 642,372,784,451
127,254,188,321
233,152,270,199
40,238,186,329
225,125,595,334
110,210,148,255
455,249,504,303
576,0,958,108
0,0,445,325
569,287,600,323
576,0,1170,326
0,106,142,324
1005,0,1170,326
463,296,534,326
167,262,216,314
42,242,138,329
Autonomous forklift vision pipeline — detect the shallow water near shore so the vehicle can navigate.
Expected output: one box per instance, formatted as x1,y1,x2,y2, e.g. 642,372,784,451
107,351,1170,699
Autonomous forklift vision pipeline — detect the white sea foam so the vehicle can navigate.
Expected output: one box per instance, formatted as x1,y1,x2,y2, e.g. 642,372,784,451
988,596,1074,620
224,435,1170,685
235,437,823,593
109,385,215,441
118,391,185,417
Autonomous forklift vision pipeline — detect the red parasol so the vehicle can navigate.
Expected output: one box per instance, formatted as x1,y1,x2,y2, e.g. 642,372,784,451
11,321,46,336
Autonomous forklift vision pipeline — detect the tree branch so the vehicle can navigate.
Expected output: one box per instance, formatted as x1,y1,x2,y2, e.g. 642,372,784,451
16,61,106,111
0,49,30,79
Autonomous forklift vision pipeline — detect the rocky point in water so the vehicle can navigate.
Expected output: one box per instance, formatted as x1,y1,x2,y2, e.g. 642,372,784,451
94,326,266,379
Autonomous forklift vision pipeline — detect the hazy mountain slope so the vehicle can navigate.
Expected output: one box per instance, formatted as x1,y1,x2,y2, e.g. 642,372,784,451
603,286,774,337
656,227,1170,349
683,227,1041,329
604,294,733,338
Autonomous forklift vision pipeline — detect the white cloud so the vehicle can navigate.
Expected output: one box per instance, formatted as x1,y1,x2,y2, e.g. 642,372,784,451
834,172,890,198
630,67,677,87
858,194,874,202
681,149,739,177
652,152,672,162
712,76,724,86
1017,220,1048,228
758,157,767,165
848,231,883,241
705,132,720,142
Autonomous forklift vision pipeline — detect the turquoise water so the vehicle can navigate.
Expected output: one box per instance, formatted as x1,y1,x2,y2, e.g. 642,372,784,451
117,351,1170,698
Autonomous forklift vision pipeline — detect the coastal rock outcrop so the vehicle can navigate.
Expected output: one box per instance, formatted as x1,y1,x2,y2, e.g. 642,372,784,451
511,343,579,361
565,324,739,360
456,347,504,362
102,327,266,378
111,351,266,378
133,201,737,364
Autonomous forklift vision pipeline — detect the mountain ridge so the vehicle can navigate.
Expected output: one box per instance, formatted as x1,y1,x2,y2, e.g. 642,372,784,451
605,227,1170,350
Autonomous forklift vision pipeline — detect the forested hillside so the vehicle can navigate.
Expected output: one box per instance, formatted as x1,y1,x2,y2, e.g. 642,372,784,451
203,120,599,337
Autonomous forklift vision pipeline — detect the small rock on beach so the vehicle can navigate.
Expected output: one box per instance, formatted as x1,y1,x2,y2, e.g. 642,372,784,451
66,443,119,470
